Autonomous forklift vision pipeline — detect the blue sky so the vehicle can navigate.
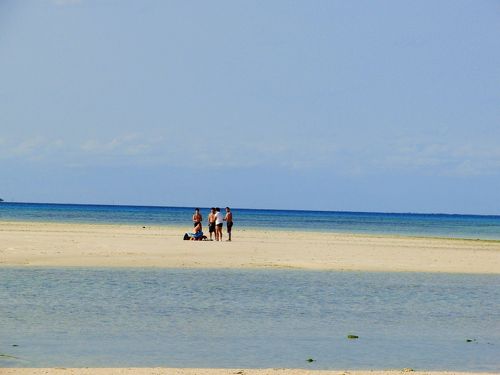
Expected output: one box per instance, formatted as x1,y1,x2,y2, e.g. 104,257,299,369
1,0,499,214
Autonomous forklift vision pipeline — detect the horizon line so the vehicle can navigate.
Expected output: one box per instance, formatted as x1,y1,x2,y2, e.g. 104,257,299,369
1,200,499,218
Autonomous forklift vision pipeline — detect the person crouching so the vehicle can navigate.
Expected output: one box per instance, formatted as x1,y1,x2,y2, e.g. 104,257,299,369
184,221,204,240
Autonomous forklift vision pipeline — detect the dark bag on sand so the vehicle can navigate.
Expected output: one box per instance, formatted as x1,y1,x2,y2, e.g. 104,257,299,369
183,233,190,240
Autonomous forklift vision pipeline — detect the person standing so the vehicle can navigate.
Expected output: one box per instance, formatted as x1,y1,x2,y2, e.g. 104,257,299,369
207,207,216,241
214,207,224,241
224,207,233,242
192,208,202,227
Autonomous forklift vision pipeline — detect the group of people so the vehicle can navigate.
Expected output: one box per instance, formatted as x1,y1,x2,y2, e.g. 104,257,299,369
186,207,233,241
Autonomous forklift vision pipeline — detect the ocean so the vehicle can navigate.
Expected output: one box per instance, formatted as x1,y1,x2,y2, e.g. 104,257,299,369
1,202,500,239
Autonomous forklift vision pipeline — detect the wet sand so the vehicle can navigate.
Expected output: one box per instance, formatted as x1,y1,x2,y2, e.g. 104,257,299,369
1,369,496,375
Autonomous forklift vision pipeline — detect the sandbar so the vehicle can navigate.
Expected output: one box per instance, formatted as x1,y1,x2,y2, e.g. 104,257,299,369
1,221,499,273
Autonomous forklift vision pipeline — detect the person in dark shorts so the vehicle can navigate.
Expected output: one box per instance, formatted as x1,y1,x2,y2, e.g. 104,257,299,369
224,207,233,241
192,208,202,227
184,221,205,240
207,207,216,241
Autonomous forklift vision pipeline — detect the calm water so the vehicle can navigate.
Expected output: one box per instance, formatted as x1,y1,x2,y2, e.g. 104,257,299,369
1,268,499,370
1,202,500,239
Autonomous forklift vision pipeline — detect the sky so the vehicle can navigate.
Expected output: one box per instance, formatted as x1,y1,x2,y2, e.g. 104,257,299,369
1,0,499,214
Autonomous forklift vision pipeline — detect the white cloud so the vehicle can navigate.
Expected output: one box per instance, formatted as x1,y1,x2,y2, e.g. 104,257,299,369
51,0,82,6
13,136,47,156
352,136,500,177
1,132,499,177
0,136,67,162
80,133,145,154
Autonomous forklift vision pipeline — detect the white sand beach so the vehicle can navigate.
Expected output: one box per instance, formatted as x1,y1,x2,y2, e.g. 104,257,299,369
0,221,499,273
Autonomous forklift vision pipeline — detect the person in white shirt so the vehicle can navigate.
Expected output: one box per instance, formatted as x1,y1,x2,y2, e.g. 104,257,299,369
214,207,224,241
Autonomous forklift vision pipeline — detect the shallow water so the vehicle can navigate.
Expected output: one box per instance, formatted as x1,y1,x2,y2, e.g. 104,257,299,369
1,268,499,370
2,202,500,239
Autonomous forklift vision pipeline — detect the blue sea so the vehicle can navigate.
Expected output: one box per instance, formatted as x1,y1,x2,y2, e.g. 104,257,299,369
1,202,500,239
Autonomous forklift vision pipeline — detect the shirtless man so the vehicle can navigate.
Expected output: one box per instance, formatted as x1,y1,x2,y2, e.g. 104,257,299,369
192,208,202,227
189,221,203,240
224,207,233,242
214,207,224,241
207,207,216,241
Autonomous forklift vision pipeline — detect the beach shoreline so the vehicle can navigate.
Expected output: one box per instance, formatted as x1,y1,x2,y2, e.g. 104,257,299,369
1,221,499,273
1,369,498,375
